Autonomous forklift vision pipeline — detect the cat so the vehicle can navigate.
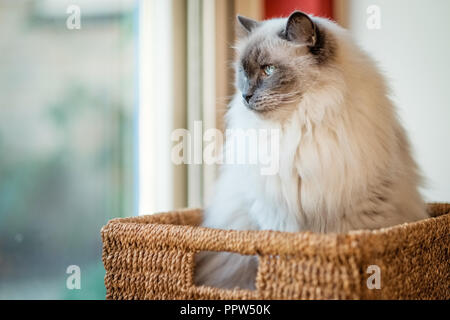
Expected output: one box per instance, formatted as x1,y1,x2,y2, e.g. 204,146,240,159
194,11,428,290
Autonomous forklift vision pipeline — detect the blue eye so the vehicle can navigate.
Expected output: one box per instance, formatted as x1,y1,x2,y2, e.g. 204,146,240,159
263,65,275,76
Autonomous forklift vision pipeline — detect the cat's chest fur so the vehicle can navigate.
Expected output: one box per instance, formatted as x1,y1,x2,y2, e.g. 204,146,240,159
226,100,312,232
225,95,351,233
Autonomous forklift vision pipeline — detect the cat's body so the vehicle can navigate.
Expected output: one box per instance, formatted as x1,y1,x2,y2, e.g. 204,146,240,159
195,12,428,290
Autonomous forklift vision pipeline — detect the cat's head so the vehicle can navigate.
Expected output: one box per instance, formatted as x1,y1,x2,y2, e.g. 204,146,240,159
235,11,336,115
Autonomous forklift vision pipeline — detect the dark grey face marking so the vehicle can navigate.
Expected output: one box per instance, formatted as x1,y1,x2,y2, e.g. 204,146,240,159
235,11,335,114
238,43,299,112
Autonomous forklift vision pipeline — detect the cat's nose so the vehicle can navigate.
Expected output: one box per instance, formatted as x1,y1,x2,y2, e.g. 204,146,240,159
243,93,253,103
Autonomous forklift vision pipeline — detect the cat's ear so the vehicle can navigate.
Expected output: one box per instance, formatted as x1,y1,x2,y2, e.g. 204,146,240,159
285,11,317,46
236,15,259,36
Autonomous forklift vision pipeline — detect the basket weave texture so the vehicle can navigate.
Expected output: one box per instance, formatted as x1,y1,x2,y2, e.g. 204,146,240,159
101,203,450,300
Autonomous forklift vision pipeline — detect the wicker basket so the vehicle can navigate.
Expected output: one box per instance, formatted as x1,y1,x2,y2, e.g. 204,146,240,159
101,203,449,300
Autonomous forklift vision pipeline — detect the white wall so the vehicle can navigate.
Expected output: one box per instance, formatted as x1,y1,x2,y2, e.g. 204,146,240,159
347,0,450,202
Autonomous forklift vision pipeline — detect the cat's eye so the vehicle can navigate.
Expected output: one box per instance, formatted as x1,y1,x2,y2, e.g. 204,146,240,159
263,65,275,76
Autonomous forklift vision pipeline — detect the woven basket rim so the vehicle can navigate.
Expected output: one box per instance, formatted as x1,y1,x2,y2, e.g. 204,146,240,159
102,203,450,300
101,203,450,256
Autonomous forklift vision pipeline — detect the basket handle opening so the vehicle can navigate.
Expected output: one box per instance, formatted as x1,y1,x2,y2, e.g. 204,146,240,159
193,251,259,291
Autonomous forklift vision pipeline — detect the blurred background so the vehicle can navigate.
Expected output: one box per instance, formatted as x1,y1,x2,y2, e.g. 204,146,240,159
0,0,448,299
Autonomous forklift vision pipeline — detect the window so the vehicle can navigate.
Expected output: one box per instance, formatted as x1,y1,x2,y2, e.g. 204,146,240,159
0,0,137,299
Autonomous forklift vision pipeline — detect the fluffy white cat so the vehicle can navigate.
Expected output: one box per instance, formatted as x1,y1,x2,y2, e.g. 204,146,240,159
195,11,428,290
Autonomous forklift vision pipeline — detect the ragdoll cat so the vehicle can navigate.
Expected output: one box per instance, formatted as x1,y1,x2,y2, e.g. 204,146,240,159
195,11,428,290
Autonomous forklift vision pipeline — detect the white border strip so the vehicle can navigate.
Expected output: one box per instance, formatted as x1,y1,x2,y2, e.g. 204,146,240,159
138,0,174,215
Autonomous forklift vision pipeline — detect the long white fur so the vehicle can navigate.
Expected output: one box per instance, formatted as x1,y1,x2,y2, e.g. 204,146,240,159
195,16,427,290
